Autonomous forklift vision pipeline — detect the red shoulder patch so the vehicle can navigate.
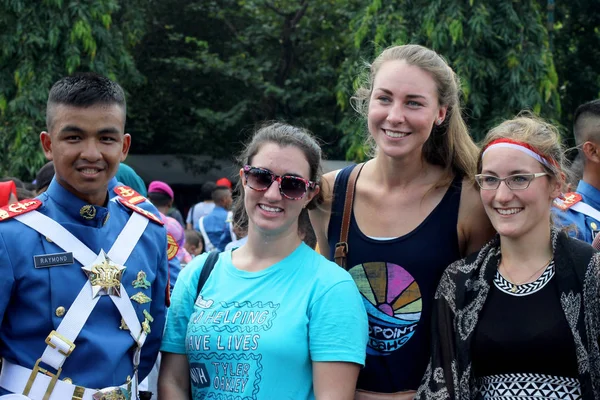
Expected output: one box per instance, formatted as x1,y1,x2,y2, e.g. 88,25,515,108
553,192,582,211
166,233,179,261
117,198,164,225
114,185,146,205
0,199,42,222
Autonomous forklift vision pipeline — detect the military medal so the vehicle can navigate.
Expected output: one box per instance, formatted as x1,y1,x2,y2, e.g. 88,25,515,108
131,292,152,304
119,318,129,330
81,250,126,297
132,271,151,289
92,387,129,400
142,310,154,334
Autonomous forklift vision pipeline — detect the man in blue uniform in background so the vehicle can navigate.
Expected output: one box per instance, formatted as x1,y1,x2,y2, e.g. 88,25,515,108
198,186,234,252
554,99,600,244
0,73,176,400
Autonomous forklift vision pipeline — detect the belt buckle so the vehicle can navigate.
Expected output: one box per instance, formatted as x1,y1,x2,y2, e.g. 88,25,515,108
23,359,62,400
45,330,76,356
92,387,130,400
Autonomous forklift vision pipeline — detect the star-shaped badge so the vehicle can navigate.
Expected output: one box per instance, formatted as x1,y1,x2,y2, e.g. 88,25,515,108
81,250,126,298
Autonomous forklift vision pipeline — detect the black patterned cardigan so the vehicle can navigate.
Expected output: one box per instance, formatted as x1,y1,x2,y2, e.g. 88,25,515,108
415,229,600,400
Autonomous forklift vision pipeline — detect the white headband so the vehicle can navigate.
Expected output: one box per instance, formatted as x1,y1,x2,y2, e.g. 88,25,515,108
481,142,553,170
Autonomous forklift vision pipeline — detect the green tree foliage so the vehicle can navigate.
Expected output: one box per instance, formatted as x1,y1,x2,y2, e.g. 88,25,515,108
127,0,363,162
0,0,148,179
339,0,560,160
553,0,600,145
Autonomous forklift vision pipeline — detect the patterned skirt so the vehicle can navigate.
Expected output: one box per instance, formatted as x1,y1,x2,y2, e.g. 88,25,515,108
476,373,582,399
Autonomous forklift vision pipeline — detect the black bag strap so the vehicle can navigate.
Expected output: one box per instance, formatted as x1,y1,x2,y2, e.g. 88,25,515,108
196,251,220,297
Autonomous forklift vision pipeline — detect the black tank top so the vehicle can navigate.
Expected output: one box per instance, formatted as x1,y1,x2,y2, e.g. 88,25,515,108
472,262,579,379
328,164,463,392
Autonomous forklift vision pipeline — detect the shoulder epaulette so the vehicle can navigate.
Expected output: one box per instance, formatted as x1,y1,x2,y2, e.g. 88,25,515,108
114,185,146,205
166,233,179,261
116,198,164,225
553,192,583,211
0,199,42,222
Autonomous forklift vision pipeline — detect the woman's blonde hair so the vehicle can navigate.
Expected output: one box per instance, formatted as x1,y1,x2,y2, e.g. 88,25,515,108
352,44,478,179
478,114,566,186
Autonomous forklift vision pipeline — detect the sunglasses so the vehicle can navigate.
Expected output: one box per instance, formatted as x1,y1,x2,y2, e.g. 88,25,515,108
242,165,316,200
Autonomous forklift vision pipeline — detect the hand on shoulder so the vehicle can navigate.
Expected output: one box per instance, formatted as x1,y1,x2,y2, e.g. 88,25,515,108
309,169,339,258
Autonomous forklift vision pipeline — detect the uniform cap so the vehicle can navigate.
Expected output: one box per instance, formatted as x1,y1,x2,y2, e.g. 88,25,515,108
148,181,174,199
216,177,232,188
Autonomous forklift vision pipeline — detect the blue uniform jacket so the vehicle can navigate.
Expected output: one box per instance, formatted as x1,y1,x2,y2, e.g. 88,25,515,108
553,180,600,244
0,178,173,390
200,205,232,251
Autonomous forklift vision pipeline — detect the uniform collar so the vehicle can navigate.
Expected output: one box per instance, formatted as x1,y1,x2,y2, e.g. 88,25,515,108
213,205,228,213
45,178,111,227
108,177,119,192
576,180,600,209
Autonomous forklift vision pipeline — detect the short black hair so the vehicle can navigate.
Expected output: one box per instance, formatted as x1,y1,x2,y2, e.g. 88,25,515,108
16,187,35,200
573,99,600,145
201,181,217,201
211,186,231,204
148,192,172,208
35,161,55,193
46,72,126,130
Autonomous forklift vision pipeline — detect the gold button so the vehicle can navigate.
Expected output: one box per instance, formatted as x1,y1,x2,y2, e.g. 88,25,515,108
63,377,72,383
45,236,53,243
55,306,66,317
591,222,598,230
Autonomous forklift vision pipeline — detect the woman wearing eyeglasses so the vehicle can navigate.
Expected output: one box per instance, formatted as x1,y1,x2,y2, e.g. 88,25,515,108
416,115,600,399
158,122,368,399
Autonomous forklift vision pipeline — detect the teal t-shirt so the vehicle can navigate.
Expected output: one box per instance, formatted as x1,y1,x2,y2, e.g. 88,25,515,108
161,242,368,399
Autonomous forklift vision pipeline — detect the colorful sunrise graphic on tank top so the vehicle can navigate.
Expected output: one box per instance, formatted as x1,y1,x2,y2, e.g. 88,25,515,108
348,262,422,356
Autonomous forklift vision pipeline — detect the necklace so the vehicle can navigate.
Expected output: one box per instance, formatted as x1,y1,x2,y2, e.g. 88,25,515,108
500,257,553,293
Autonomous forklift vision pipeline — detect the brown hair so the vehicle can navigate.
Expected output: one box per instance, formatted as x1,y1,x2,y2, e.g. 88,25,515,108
232,122,324,230
352,44,478,180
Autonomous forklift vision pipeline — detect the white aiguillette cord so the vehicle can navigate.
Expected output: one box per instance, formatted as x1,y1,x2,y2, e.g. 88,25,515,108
14,210,149,396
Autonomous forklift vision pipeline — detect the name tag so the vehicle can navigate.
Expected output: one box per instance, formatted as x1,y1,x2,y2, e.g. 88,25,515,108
33,252,74,268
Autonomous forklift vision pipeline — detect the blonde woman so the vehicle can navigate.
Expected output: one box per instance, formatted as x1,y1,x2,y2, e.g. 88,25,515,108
310,45,494,398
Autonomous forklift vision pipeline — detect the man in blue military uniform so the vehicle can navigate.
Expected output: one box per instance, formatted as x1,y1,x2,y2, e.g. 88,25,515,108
0,73,179,400
554,99,600,244
198,186,234,251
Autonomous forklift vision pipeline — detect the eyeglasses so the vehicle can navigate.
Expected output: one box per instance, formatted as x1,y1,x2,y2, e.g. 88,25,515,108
242,165,316,200
474,173,549,190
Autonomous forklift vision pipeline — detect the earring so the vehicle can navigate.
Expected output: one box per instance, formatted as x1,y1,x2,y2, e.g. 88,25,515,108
436,118,443,126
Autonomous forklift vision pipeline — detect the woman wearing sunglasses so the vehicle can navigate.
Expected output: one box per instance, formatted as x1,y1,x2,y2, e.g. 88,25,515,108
309,45,495,399
158,122,368,399
417,115,600,399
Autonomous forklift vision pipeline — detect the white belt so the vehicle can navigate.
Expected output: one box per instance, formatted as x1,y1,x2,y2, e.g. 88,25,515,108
0,359,129,400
